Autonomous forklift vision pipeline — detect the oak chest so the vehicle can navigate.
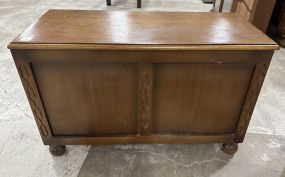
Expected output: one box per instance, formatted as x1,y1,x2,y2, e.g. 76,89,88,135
8,10,279,156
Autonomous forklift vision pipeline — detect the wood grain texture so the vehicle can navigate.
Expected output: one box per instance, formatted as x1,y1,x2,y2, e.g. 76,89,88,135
32,62,138,136
152,63,254,134
8,10,277,48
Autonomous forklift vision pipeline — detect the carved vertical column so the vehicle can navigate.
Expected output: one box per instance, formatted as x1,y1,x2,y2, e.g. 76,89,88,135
12,51,52,143
138,63,153,135
235,58,272,142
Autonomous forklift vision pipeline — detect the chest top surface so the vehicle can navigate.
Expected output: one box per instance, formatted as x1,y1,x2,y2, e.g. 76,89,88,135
8,10,278,50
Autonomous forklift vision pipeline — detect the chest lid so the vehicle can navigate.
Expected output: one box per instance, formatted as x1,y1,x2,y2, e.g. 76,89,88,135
8,9,279,50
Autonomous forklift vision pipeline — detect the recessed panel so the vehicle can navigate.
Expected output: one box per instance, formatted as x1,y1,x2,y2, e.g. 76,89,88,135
152,63,254,134
32,62,138,136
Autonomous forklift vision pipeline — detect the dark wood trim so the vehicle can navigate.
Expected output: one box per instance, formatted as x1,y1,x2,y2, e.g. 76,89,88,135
235,52,273,142
7,43,279,51
47,134,236,145
138,63,153,135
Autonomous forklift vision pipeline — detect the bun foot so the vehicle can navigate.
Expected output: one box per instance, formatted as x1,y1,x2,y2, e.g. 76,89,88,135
221,143,238,155
49,145,66,156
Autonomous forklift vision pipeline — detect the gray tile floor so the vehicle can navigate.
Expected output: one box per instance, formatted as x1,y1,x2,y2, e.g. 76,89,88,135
0,0,284,176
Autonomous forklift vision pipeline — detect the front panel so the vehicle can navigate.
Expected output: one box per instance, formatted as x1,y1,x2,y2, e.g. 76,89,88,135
12,50,272,144
152,63,254,134
32,62,138,136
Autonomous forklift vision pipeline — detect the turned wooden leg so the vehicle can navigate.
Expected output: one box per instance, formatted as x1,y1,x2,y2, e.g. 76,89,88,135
221,143,238,155
107,0,111,6
137,0,141,8
49,145,66,156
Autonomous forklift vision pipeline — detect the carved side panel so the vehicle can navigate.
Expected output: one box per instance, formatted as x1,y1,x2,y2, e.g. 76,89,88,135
138,63,153,135
14,57,52,140
235,60,271,142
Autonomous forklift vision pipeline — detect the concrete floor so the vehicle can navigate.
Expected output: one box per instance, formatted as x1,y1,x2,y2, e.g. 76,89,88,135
0,0,284,176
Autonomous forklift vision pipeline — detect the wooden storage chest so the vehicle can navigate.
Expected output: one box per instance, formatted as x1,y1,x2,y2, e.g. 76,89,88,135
8,10,279,156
